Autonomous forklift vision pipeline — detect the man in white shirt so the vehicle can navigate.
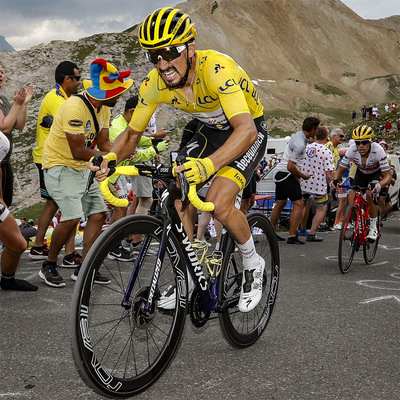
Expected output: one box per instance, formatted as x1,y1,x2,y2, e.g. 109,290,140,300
270,117,320,244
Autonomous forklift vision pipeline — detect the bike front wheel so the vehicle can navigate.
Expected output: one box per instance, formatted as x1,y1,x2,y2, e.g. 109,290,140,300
338,204,358,274
363,212,380,264
218,212,280,348
71,215,188,398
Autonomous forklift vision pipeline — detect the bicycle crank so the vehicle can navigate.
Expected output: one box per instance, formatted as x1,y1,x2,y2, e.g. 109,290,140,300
189,288,211,327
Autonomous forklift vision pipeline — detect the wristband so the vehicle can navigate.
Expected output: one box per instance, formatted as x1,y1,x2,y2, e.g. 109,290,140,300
103,152,117,162
0,203,9,222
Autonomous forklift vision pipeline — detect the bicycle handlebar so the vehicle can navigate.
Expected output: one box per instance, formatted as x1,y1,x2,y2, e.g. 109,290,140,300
95,159,215,211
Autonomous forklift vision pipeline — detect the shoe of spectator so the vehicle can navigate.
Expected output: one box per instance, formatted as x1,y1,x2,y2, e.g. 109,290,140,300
71,266,111,285
60,251,82,268
287,236,305,245
297,228,309,236
317,224,334,232
158,285,176,310
29,245,49,260
107,245,135,262
39,261,65,288
333,222,342,230
306,234,323,242
158,274,195,310
276,234,285,242
130,241,157,255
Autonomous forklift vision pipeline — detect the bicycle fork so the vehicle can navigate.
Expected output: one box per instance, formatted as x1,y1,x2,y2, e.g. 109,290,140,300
120,215,169,312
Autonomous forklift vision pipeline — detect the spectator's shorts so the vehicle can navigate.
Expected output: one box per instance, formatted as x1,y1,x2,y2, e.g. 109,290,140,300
275,173,302,202
35,163,53,200
44,165,106,221
131,175,153,198
130,160,153,198
337,176,351,198
302,192,329,206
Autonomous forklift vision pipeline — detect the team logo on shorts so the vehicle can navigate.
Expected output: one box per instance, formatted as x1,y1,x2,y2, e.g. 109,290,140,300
260,121,268,131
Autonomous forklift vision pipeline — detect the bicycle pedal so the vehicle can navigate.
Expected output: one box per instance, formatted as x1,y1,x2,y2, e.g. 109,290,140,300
205,251,223,277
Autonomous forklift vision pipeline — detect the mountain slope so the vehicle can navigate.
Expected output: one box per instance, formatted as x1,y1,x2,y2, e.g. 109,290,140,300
178,0,400,110
0,35,15,52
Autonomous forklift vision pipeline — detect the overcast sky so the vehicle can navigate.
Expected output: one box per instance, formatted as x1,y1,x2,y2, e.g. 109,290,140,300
1,0,399,51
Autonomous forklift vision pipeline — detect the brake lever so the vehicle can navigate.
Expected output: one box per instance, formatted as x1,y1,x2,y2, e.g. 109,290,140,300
176,155,189,202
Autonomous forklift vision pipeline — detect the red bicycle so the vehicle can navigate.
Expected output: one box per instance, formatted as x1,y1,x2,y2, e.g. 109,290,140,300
337,185,380,273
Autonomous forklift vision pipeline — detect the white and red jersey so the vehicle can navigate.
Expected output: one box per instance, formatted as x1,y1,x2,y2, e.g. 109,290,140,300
340,143,390,174
300,142,335,195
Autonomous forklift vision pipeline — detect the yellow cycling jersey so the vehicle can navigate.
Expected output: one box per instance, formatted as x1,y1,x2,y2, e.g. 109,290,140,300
129,49,264,132
325,141,339,168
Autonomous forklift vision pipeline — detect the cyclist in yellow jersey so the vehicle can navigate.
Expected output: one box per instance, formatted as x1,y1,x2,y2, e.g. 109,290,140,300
94,7,268,312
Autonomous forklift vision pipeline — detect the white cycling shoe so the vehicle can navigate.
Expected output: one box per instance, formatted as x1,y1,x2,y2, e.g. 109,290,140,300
367,228,378,242
158,274,194,310
238,256,265,313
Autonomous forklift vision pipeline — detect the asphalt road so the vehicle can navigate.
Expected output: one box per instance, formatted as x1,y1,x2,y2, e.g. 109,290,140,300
1,211,399,400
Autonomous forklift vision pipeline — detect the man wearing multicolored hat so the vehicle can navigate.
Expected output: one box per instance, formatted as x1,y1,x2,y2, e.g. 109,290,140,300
39,58,133,288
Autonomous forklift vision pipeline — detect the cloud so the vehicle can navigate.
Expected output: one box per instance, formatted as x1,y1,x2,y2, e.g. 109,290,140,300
6,19,89,50
342,0,399,19
1,0,182,50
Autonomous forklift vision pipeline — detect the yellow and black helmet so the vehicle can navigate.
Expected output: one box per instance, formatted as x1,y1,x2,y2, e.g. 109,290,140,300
352,125,375,140
138,7,197,50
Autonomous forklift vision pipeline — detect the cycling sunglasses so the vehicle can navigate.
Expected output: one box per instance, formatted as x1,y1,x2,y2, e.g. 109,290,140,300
146,45,186,64
64,74,81,82
355,140,371,146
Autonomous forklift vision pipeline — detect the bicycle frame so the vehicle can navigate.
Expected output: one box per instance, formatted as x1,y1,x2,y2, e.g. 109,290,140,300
350,190,370,247
121,178,227,316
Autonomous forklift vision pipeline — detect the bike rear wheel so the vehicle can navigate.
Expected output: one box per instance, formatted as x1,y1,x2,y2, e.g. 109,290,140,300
338,204,358,274
218,212,280,348
71,215,188,398
363,212,380,264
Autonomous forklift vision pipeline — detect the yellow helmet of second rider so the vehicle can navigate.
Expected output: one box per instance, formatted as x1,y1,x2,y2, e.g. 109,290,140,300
352,125,375,140
139,7,197,50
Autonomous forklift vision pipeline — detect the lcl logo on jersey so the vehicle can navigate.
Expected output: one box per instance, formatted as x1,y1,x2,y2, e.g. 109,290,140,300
197,95,218,105
139,95,148,107
219,78,238,92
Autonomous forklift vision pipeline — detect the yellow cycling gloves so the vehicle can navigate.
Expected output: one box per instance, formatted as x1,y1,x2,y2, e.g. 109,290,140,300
183,157,215,185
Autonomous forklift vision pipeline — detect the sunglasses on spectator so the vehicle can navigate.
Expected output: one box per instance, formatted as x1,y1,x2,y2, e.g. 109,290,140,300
64,75,81,82
146,45,186,64
355,140,371,146
338,135,345,139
